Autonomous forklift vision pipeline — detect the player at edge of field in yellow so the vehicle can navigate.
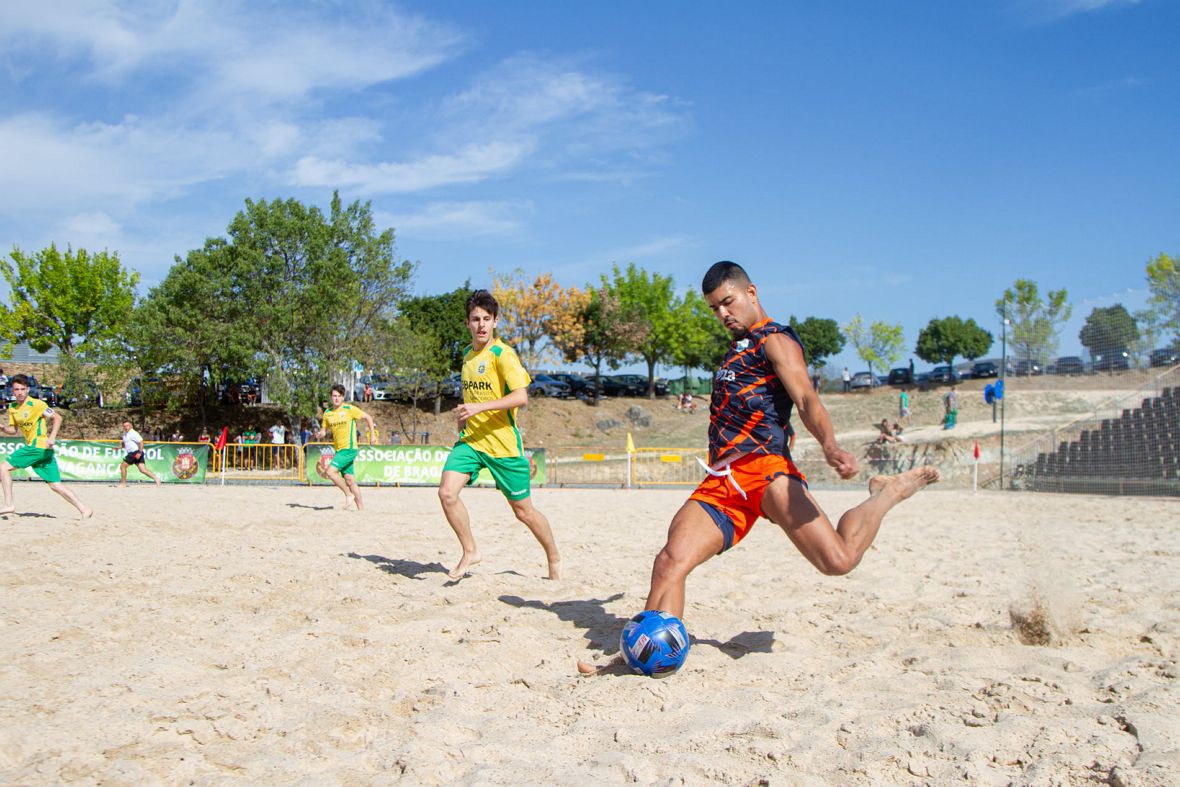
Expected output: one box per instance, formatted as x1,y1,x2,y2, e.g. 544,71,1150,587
315,383,377,511
437,289,561,580
0,374,93,519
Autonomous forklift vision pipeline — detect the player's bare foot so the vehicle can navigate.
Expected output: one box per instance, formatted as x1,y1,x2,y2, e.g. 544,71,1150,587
885,466,940,500
577,654,624,675
341,495,356,511
547,555,562,580
80,508,94,519
154,479,161,487
0,506,14,516
449,551,481,579
868,475,895,496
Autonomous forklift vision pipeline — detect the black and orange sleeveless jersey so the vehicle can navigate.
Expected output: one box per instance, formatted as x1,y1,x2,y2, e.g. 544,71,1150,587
707,318,804,466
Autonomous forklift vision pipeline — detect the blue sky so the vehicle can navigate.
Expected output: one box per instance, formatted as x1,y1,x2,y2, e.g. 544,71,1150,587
1,0,1177,374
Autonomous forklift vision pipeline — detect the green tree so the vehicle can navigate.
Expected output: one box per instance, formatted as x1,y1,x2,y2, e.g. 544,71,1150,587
668,288,728,384
842,315,906,377
0,244,139,358
995,280,1071,367
397,282,475,413
788,316,845,370
915,316,993,370
555,287,645,402
1079,304,1139,366
130,193,415,421
1145,252,1179,340
606,263,677,397
382,317,451,438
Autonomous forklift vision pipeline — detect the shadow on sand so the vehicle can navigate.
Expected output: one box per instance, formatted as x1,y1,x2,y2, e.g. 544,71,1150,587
347,552,449,580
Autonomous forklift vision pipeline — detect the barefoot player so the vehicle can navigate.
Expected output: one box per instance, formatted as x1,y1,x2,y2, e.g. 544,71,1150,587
315,384,376,510
438,289,561,580
0,374,93,519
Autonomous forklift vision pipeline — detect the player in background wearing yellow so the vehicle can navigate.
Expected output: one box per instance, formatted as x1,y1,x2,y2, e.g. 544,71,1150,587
438,289,561,580
0,374,93,519
315,383,377,511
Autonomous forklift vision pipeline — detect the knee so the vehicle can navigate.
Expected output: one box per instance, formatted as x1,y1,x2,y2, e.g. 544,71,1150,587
651,546,693,584
816,550,858,577
438,485,459,507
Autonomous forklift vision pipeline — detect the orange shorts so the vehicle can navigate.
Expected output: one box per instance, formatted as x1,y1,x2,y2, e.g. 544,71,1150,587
689,453,807,552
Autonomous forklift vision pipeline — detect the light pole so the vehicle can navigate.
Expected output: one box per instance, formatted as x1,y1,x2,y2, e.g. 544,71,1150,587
1000,310,1009,486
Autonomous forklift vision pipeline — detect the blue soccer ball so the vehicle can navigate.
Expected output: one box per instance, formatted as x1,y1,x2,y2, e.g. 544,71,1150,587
620,610,690,678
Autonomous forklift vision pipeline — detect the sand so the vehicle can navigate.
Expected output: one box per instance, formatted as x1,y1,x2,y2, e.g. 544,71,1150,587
1,482,1177,784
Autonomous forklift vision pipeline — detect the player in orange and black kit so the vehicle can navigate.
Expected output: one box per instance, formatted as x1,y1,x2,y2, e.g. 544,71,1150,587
643,261,940,619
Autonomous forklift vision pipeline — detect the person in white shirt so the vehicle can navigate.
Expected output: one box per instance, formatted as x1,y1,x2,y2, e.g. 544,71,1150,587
120,421,161,486
269,420,287,469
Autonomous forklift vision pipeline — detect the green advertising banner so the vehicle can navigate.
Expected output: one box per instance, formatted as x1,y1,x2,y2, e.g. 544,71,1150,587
0,438,210,484
304,444,547,488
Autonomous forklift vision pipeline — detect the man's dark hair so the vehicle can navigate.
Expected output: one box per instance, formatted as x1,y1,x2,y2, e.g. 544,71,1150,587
701,261,751,294
465,289,499,318
329,383,346,396
9,373,29,387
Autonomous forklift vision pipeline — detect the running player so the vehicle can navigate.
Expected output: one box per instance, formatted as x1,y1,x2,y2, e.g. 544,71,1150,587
119,420,162,486
643,261,939,620
0,374,93,518
315,384,377,510
438,289,561,580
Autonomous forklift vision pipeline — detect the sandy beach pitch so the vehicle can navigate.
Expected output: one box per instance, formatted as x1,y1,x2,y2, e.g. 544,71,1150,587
1,483,1177,784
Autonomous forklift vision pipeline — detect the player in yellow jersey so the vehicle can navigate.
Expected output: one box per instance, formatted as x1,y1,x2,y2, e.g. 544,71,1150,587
315,384,377,510
438,290,561,580
0,374,93,519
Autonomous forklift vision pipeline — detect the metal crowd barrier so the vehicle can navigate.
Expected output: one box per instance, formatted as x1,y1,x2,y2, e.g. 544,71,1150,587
545,447,708,487
211,443,305,482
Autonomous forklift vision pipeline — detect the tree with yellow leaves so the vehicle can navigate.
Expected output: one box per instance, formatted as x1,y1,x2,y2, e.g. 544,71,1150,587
491,270,590,369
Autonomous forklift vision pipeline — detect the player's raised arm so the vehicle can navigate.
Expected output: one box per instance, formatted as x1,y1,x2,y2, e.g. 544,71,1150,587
763,333,858,479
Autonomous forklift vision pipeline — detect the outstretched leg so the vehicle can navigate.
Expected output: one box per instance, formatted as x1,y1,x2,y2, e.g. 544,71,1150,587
439,470,480,579
119,461,129,487
343,474,364,511
644,500,726,619
136,461,162,486
507,496,561,579
48,482,93,519
763,466,940,576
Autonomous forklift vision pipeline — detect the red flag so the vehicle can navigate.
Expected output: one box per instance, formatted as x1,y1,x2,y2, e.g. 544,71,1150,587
214,427,228,452
973,440,980,460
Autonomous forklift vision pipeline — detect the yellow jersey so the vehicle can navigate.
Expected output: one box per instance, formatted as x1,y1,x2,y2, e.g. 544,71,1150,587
9,397,53,448
459,338,530,458
321,403,369,451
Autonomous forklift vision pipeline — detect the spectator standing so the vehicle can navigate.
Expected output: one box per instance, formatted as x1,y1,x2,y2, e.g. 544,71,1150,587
198,428,211,444
943,386,959,429
842,367,851,393
169,429,183,442
269,420,287,468
299,421,312,446
899,389,911,424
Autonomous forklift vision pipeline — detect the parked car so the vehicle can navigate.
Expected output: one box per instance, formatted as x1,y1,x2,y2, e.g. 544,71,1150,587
1013,359,1043,376
1149,348,1179,368
913,371,931,385
928,366,961,384
608,374,668,396
1055,356,1086,376
528,374,572,398
547,372,592,398
849,371,877,390
887,367,912,385
56,378,104,409
1092,351,1130,372
600,374,646,397
440,372,462,398
971,361,999,379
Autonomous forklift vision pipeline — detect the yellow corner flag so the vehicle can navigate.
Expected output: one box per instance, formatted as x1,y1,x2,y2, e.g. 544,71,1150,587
626,432,636,453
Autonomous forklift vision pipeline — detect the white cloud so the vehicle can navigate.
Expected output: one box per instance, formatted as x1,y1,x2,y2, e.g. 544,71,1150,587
290,141,534,193
62,211,123,245
384,200,533,240
1010,0,1142,23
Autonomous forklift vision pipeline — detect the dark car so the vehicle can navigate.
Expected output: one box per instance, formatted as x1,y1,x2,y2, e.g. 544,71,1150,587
1149,348,1179,368
440,372,462,398
600,374,646,397
56,378,104,409
1092,351,1130,372
528,374,572,398
610,374,668,396
547,372,592,398
1013,359,1042,376
971,361,998,379
1055,356,1085,376
928,365,961,384
887,367,912,386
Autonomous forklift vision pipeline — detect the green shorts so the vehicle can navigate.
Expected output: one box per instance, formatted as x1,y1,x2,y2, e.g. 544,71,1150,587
442,442,531,501
7,446,62,483
330,448,359,476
